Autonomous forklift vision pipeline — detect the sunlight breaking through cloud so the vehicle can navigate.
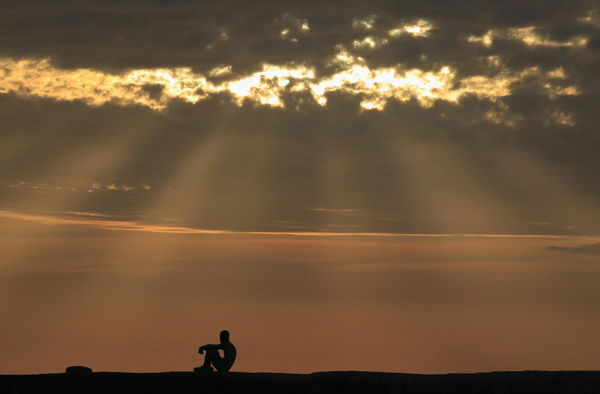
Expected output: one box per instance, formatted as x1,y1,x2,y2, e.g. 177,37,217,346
0,52,578,116
353,15,377,30
353,36,389,50
276,13,310,41
208,65,233,77
389,19,433,37
579,8,600,26
468,27,588,48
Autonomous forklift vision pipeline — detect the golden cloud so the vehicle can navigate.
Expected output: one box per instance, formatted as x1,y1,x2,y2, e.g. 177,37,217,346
468,27,588,48
389,19,433,37
0,50,578,119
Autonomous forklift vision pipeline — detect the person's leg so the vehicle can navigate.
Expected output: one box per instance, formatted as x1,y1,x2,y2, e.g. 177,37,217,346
211,356,229,372
202,349,222,370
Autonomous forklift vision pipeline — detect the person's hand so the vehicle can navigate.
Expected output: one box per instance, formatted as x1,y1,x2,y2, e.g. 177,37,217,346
198,346,205,354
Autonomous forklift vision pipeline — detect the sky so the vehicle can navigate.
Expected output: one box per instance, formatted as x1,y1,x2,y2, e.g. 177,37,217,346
1,0,600,374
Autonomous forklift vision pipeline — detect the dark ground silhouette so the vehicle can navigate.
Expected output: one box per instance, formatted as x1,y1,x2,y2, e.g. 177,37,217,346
1,370,600,394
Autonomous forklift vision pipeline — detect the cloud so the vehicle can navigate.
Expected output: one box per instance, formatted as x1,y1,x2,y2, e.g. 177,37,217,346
353,15,377,30
0,1,599,238
468,27,589,48
352,36,389,50
0,1,589,127
308,208,363,215
276,13,310,42
3,180,148,193
0,2,594,98
0,53,579,115
0,2,593,76
388,19,433,37
0,210,588,239
545,242,600,256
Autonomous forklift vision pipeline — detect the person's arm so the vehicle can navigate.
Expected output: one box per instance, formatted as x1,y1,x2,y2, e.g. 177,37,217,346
198,344,223,354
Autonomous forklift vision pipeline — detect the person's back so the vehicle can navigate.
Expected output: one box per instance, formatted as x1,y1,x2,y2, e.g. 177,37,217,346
220,338,236,370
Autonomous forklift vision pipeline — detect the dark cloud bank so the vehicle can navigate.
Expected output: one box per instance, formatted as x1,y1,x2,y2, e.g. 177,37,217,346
0,0,597,74
546,242,600,256
1,0,599,236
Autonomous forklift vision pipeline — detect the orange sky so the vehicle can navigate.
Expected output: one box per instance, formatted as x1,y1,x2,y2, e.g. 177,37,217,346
1,215,599,374
1,0,600,375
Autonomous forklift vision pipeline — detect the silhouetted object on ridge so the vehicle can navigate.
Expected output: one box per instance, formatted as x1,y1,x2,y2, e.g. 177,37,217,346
195,330,236,372
65,366,92,375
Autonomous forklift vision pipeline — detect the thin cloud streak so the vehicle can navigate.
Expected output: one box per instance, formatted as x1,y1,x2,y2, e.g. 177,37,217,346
0,210,595,240
546,242,600,256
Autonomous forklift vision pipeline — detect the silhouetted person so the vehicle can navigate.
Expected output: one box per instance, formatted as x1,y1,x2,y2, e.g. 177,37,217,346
196,330,237,372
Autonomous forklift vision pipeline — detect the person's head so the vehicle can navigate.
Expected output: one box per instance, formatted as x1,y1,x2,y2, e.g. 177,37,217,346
220,330,230,343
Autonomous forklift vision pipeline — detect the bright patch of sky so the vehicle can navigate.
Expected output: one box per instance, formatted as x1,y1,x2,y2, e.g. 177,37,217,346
389,19,433,37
